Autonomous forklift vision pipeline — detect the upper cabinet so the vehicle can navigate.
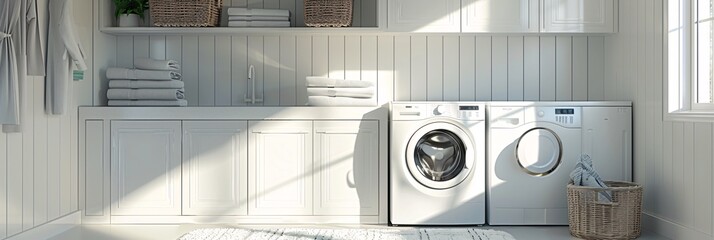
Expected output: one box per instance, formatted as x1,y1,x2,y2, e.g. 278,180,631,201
387,0,617,33
387,0,462,32
462,0,539,33
541,0,616,33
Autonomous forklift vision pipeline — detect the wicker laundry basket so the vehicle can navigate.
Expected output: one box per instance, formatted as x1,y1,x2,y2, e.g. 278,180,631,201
149,0,223,27
567,181,643,240
304,0,353,27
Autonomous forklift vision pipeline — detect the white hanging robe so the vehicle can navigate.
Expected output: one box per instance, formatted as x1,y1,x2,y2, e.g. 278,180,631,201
46,0,86,115
0,0,45,133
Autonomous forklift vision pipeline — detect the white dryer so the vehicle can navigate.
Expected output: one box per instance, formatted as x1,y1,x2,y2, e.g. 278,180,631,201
488,103,582,225
390,102,486,225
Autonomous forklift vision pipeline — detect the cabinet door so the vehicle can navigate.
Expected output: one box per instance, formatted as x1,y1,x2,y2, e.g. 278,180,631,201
182,121,248,216
387,0,461,32
248,121,313,215
462,0,538,32
110,121,181,216
314,121,379,216
542,0,616,33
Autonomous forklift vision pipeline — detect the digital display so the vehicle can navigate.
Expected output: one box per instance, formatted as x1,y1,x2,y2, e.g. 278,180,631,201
459,106,480,111
555,108,575,115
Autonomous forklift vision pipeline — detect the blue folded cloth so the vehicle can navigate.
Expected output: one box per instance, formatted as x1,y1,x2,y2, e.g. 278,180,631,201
570,154,612,202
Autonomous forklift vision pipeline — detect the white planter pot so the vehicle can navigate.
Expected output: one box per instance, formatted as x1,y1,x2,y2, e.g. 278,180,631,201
118,14,141,27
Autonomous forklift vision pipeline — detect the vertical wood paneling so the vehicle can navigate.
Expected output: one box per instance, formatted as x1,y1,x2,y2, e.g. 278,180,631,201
248,36,265,105
443,36,460,101
694,123,713,234
524,37,540,101
539,36,556,101
312,36,328,77
345,36,361,81
166,36,182,65
588,37,605,100
215,36,233,106
296,36,312,105
264,0,279,8
573,37,588,101
427,36,444,101
377,36,394,104
475,37,492,101
231,36,248,106
33,76,48,226
47,116,60,221
21,77,34,231
328,36,346,80
556,36,572,100
182,36,199,106
60,110,72,215
507,37,524,101
361,36,378,102
492,36,508,101
280,36,297,106
394,36,411,101
681,123,695,225
0,133,6,238
133,36,150,62
116,36,134,68
459,36,475,101
149,36,166,60
410,36,427,101
264,36,281,106
247,0,263,8
198,36,217,106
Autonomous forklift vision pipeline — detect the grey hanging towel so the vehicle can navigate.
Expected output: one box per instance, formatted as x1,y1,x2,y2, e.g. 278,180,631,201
46,0,87,115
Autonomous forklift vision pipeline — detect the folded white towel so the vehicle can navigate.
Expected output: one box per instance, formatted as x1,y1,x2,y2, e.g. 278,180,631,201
134,58,181,71
109,80,185,89
307,87,375,98
228,21,291,27
570,154,612,202
227,8,290,17
228,16,289,21
106,68,182,81
107,89,185,100
306,77,374,88
108,100,188,107
307,96,377,106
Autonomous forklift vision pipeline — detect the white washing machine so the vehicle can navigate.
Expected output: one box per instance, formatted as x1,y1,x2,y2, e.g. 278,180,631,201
487,102,632,225
390,102,486,225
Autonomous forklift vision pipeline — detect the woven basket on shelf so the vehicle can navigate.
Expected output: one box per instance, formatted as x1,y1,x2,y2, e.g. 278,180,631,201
567,181,643,240
304,0,353,27
149,0,223,27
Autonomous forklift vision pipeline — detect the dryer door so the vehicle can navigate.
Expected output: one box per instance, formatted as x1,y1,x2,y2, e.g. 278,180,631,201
515,127,563,176
406,122,475,189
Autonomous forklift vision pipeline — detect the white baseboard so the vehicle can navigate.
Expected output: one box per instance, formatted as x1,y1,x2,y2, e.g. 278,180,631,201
7,211,81,240
643,212,712,240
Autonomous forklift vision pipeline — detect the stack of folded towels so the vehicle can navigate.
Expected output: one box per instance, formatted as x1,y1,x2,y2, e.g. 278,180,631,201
106,58,187,107
306,76,376,106
226,8,290,27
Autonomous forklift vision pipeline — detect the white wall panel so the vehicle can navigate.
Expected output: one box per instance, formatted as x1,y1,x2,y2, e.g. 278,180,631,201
524,37,540,101
539,36,556,101
556,36,572,101
199,36,217,106
443,36,460,101
296,36,312,105
231,36,248,106
394,36,411,101
427,36,444,101
280,36,297,106
264,36,281,106
507,37,524,101
492,36,508,101
377,36,394,104
216,36,233,106
182,36,200,106
410,36,427,101
573,37,588,101
459,36,475,101
361,36,378,103
475,37,492,101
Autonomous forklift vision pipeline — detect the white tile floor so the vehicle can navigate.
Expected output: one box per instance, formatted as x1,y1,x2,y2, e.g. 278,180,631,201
50,224,670,240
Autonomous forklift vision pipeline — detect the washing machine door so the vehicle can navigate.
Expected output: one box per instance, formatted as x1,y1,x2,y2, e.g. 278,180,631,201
515,127,563,176
405,122,475,189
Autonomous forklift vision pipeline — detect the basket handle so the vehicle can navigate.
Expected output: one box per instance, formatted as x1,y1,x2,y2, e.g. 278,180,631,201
591,201,619,207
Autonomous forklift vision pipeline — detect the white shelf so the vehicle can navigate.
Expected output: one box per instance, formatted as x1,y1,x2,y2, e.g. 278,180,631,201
100,27,384,35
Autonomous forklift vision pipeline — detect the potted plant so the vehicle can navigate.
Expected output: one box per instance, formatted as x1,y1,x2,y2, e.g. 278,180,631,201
114,0,149,27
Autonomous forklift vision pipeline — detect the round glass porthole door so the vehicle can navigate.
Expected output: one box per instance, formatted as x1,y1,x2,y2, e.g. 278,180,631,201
515,127,563,176
406,122,475,189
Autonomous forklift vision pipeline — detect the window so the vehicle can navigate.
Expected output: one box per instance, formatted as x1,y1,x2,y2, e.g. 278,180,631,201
694,0,714,108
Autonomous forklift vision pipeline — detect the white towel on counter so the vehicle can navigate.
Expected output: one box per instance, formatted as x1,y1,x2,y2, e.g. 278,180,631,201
108,99,188,107
228,16,289,21
109,80,184,89
306,77,373,88
308,96,376,106
228,21,291,27
307,87,374,98
106,67,181,80
134,58,180,71
107,88,185,100
227,8,290,17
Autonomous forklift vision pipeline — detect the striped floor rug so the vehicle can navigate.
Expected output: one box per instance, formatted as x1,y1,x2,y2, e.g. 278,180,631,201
178,227,516,240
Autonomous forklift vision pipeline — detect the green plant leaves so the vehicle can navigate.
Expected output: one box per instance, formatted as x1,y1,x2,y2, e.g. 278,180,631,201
113,0,149,19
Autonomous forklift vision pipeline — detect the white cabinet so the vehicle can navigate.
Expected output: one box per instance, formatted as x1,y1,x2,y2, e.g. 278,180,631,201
110,121,181,216
182,121,248,216
248,121,313,215
462,0,539,32
541,0,616,33
314,121,379,216
387,0,461,32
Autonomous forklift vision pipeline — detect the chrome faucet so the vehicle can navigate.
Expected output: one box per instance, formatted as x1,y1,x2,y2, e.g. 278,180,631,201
244,65,263,104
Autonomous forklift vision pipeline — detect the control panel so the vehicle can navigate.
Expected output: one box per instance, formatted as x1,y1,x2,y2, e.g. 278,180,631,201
490,106,582,128
392,103,484,121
